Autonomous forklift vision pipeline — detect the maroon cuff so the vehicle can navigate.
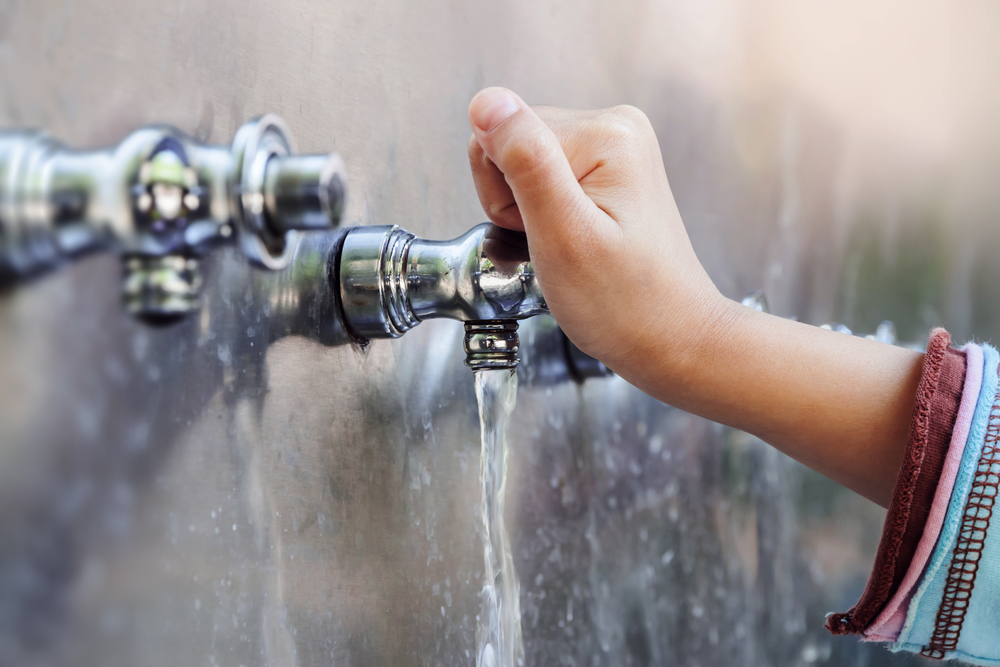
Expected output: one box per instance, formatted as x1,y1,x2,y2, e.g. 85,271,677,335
826,328,966,635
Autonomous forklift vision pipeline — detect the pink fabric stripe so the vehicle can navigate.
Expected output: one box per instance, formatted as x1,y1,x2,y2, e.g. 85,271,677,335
863,342,984,642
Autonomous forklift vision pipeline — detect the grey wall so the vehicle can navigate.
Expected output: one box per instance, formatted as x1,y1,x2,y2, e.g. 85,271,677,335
4,0,999,665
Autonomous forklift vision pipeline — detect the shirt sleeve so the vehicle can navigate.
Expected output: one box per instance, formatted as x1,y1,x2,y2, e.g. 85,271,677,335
826,328,966,635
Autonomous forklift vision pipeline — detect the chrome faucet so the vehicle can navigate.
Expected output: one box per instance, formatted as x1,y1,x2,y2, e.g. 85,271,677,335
0,115,345,320
0,111,607,376
258,222,609,378
338,223,550,370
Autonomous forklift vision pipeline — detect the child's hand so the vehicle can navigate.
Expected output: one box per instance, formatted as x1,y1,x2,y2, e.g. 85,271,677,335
468,87,926,508
467,87,724,385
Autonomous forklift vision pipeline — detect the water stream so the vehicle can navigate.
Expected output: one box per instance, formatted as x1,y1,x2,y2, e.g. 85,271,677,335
474,368,524,667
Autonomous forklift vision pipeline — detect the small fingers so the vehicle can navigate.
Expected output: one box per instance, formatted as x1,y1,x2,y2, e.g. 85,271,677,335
468,87,602,246
467,133,524,231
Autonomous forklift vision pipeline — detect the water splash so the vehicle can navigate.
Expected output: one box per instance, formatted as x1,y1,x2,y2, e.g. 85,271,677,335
474,368,524,667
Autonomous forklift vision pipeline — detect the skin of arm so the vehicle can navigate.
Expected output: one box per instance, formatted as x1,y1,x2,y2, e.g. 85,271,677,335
467,87,924,508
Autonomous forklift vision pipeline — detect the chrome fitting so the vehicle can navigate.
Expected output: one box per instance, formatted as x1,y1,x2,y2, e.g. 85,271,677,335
338,225,419,338
464,320,520,370
122,254,201,320
338,222,547,342
338,222,546,369
230,115,345,270
0,115,346,321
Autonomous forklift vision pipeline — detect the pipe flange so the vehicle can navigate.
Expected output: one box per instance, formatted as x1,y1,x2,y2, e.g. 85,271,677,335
231,115,298,270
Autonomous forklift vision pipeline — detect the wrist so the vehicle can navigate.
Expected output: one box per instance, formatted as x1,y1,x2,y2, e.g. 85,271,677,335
613,282,740,406
667,291,749,400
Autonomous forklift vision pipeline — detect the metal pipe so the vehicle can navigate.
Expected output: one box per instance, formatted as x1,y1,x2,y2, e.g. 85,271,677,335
0,115,346,321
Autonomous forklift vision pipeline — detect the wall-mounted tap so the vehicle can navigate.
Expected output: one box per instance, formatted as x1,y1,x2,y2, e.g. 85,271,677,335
338,223,549,370
0,115,345,321
252,222,609,381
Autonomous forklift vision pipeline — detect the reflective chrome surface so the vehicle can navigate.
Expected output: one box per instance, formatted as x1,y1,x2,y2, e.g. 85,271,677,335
464,320,521,370
340,222,547,369
0,116,345,318
4,1,999,666
339,223,547,338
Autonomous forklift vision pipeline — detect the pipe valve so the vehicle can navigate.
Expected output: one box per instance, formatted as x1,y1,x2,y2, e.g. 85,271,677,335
0,115,345,321
338,223,549,369
336,222,611,377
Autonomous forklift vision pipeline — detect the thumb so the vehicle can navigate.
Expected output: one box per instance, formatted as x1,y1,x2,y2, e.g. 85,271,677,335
468,87,601,241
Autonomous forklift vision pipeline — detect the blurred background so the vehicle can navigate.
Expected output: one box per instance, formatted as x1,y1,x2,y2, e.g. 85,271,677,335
2,0,998,665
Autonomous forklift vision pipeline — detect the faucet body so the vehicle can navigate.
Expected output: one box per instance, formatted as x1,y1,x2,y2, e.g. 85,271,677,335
0,115,345,320
339,223,548,368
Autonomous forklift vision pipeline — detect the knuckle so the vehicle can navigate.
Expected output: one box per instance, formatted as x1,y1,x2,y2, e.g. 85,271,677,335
603,121,642,156
610,104,652,131
597,105,654,158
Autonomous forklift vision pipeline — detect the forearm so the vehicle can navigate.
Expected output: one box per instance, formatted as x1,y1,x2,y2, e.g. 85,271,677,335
622,295,924,507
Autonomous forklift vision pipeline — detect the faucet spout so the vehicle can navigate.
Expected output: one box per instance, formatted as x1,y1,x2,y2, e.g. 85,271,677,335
338,222,548,368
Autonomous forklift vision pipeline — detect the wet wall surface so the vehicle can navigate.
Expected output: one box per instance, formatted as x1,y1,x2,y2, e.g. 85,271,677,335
5,0,1000,665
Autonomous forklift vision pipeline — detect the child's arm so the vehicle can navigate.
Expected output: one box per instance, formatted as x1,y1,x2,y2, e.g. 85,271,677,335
467,87,924,507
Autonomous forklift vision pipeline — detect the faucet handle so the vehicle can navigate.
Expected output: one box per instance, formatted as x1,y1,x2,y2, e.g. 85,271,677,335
264,154,346,234
230,115,346,271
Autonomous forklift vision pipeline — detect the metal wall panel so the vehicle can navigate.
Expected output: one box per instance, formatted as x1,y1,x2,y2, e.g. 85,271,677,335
4,1,999,665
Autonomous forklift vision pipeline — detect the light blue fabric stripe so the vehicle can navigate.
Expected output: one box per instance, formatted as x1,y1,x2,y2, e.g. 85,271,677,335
953,362,1000,663
892,342,998,658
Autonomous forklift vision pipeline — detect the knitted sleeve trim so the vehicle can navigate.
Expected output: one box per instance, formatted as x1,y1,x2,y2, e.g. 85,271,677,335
862,343,977,642
827,328,963,635
895,345,966,590
921,396,1000,658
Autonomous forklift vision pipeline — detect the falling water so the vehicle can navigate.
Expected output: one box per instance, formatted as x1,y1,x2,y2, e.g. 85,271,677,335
474,368,524,667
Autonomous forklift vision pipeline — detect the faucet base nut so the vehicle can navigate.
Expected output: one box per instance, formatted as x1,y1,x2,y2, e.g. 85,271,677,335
464,320,519,370
122,254,201,322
